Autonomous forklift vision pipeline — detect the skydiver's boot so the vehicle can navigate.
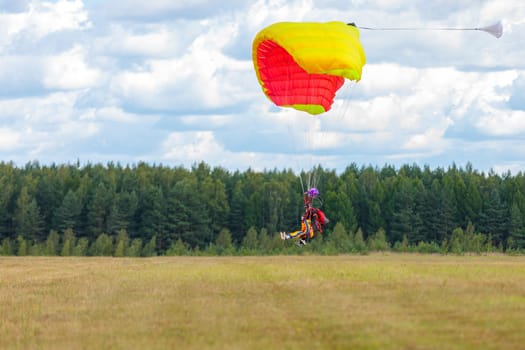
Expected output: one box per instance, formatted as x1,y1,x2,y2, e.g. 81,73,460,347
296,239,307,247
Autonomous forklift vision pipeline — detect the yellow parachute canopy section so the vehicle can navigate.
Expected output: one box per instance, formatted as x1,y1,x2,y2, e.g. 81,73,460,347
252,21,366,115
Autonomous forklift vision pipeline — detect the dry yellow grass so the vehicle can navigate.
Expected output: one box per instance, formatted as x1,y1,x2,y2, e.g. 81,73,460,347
1,254,524,349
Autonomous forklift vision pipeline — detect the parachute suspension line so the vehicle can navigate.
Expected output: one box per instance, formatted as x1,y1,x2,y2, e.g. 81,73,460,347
311,165,320,191
331,80,356,147
285,114,313,200
299,170,306,196
338,83,354,121
286,122,309,199
354,20,503,38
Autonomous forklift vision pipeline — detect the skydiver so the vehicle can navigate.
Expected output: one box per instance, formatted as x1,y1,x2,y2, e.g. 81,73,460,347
280,215,315,247
280,187,329,246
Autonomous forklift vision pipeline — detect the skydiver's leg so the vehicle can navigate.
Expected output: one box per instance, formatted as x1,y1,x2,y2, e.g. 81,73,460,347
287,229,305,239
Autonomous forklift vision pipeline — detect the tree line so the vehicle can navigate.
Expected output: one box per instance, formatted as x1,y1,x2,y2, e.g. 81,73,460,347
1,160,524,256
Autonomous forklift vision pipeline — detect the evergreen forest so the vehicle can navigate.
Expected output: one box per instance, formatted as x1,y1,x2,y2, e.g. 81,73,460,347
1,160,525,256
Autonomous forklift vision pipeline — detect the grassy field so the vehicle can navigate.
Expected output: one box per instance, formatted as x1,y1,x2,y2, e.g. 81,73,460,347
1,254,524,349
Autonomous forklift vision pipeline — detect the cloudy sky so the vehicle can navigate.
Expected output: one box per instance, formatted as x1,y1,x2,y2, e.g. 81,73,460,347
1,0,524,174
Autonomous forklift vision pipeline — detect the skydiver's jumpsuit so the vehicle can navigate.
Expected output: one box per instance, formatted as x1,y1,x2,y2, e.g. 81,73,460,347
288,218,314,240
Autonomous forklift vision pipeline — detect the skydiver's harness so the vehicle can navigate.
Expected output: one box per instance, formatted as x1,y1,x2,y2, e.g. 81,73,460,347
303,196,323,242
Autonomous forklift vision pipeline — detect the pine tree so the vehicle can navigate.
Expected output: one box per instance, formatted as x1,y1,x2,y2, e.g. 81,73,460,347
137,186,164,251
142,236,157,257
229,181,248,243
257,228,271,253
73,238,89,256
127,239,143,257
0,174,14,239
45,230,60,256
91,233,113,256
17,235,28,256
61,239,72,257
106,196,126,235
215,228,234,255
54,190,82,232
36,170,64,234
166,238,188,256
353,227,367,254
509,200,525,249
86,183,110,239
114,229,129,257
201,177,230,237
464,179,482,224
393,235,410,252
324,190,357,234
241,227,258,253
118,190,139,235
368,228,389,251
1,238,14,255
388,177,423,244
424,179,454,243
479,188,508,245
177,177,211,248
329,222,352,253
450,227,465,255
163,186,190,250
14,186,44,241
357,168,385,236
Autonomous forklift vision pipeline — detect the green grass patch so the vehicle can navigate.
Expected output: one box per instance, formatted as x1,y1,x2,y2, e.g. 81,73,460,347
1,254,524,349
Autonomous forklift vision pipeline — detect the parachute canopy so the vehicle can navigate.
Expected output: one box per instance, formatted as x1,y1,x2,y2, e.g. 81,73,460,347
252,21,366,115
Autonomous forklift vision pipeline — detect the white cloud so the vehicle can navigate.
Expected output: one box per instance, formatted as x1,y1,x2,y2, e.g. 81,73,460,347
113,27,175,56
93,23,194,58
42,45,102,90
401,126,450,152
111,20,256,112
32,0,91,33
162,131,223,161
0,48,101,94
358,64,420,96
0,92,99,155
160,129,337,172
161,130,275,171
0,128,21,151
0,91,78,123
475,110,525,136
0,0,90,49
246,0,313,30
92,107,148,124
98,0,249,20
180,114,234,128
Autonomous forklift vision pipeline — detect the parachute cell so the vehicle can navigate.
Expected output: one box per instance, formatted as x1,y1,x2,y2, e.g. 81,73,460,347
252,21,366,115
